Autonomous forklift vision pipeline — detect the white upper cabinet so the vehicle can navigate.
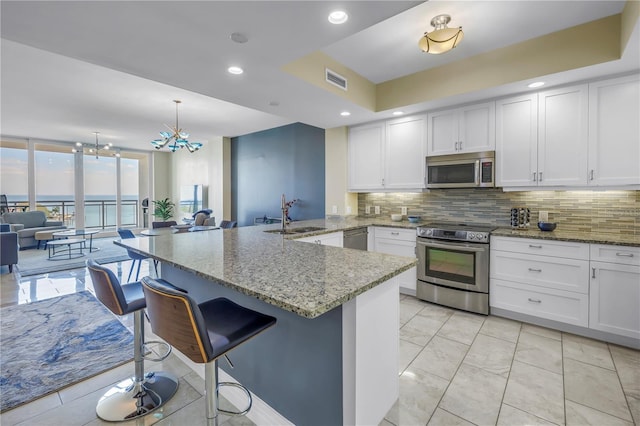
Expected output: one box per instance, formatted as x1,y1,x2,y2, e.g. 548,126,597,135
538,84,589,186
348,122,385,191
427,101,495,156
496,94,538,187
496,84,589,188
384,115,426,190
348,114,426,191
588,74,640,186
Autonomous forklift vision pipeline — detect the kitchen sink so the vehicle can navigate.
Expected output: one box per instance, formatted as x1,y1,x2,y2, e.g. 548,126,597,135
264,226,326,235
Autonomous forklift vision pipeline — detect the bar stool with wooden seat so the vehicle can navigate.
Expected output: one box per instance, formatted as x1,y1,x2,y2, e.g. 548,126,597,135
86,259,179,421
141,277,277,426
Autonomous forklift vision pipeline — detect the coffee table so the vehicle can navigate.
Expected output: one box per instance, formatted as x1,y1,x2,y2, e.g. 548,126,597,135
47,238,85,260
53,229,101,252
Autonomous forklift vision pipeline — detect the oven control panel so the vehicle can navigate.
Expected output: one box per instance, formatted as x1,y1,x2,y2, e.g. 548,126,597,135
417,227,490,243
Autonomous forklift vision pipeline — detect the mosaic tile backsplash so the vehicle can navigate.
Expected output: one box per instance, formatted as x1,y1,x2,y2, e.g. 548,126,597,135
358,189,640,235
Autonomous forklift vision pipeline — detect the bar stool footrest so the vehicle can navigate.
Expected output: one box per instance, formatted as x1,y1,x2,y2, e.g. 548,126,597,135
142,340,172,362
217,381,252,416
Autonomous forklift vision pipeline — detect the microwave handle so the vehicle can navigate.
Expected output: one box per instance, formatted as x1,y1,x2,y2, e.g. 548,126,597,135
475,160,480,185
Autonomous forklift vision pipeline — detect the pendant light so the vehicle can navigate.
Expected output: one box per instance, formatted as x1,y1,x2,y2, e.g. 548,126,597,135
418,14,464,54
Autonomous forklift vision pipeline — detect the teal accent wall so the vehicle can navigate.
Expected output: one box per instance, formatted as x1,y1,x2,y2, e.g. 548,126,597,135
231,123,326,227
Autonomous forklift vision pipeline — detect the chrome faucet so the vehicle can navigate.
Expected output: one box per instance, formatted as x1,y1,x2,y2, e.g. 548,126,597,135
281,194,288,232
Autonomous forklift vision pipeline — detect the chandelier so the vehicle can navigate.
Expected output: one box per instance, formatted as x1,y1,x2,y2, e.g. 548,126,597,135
151,100,203,153
72,132,117,159
418,14,464,54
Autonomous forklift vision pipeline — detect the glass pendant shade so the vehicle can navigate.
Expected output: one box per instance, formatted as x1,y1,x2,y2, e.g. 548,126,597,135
418,14,463,54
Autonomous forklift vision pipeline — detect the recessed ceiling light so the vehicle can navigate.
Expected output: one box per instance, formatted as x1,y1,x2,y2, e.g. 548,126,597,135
340,111,351,116
528,81,545,88
328,10,348,24
75,142,82,146
392,111,404,116
228,66,244,75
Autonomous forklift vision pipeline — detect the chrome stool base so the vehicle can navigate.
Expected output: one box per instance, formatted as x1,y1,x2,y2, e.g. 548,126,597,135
96,371,179,422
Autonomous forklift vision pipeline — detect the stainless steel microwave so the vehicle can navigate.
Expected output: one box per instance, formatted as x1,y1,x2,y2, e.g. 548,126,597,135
426,152,495,189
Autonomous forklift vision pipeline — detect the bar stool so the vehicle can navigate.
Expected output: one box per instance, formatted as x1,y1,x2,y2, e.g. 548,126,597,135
141,277,277,426
86,259,179,421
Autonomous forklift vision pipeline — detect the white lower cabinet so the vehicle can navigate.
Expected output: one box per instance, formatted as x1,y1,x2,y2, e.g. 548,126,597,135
491,279,589,326
589,245,640,339
491,237,640,344
490,236,590,327
296,231,343,247
371,227,417,294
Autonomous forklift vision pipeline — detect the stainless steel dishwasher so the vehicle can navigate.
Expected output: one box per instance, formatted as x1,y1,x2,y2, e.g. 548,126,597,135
343,227,368,250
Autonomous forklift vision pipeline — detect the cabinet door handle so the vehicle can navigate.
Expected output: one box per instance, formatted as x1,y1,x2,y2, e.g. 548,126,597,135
391,232,399,236
381,178,385,186
528,268,542,272
616,252,634,257
454,142,459,151
528,298,542,304
533,172,537,182
592,267,596,278
539,172,543,181
459,141,463,150
528,244,542,249
590,170,594,181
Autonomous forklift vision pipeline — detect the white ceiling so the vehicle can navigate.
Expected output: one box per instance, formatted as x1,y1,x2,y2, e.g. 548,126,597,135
1,1,638,152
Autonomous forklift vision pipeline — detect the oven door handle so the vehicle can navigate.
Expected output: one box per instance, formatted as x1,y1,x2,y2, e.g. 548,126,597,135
418,240,487,253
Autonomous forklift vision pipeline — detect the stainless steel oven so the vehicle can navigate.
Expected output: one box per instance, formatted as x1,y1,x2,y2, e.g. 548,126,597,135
416,223,495,315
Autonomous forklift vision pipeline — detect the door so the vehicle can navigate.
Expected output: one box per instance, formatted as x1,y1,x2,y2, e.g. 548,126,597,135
348,122,385,190
588,75,640,186
384,114,426,189
458,102,495,153
496,94,538,187
589,261,640,339
538,84,588,186
427,109,458,156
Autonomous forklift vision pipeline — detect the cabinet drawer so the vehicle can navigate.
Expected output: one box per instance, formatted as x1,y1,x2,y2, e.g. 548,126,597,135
590,244,640,266
374,238,416,258
490,279,588,327
373,227,416,242
491,236,589,260
491,251,589,293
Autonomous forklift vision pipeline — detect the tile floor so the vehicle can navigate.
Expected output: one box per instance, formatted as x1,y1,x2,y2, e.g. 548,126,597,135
1,262,638,425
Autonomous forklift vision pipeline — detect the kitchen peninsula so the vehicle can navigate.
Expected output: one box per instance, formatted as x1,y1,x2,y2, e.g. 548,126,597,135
115,220,416,426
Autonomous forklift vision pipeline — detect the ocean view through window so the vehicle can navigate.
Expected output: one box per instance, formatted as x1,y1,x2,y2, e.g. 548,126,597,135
1,140,142,229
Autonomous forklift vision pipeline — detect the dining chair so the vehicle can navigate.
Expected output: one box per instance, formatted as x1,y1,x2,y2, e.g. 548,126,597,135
117,228,158,282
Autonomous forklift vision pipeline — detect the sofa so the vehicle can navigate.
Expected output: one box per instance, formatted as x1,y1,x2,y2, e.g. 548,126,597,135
1,223,18,272
1,211,66,249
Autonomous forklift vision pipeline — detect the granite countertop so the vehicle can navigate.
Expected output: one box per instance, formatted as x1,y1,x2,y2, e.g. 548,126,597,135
116,219,416,319
491,227,640,247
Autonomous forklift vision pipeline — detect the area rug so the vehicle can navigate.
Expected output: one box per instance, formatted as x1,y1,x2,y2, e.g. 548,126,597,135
0,291,134,412
17,237,130,276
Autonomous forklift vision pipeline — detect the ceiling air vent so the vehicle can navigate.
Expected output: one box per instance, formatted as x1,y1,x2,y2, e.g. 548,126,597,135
325,68,348,91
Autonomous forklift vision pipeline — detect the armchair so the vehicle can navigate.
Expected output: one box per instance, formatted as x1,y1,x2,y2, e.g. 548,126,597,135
1,224,19,273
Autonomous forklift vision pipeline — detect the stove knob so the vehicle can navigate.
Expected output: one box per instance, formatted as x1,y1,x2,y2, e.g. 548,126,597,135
477,234,485,240
469,233,475,240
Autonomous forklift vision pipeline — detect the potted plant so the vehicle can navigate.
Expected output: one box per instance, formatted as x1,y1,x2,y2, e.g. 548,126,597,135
152,198,175,222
